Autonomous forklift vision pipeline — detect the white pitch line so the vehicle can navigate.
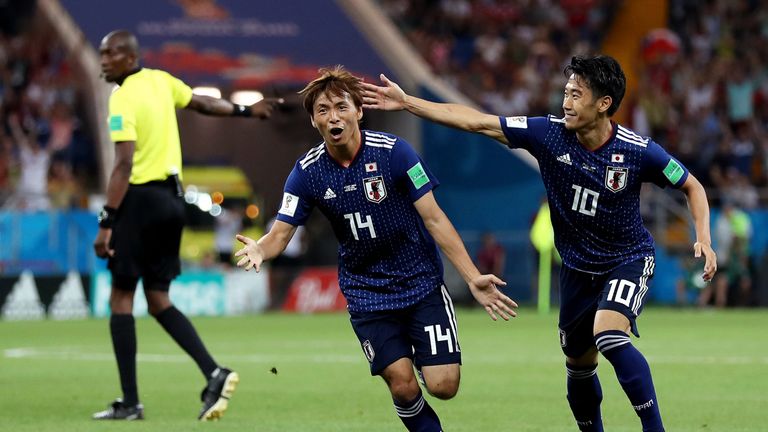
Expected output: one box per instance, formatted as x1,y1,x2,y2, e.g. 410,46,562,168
4,347,768,365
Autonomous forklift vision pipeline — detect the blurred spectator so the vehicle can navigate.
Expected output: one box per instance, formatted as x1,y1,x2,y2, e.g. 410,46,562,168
47,158,79,209
214,204,244,267
475,231,505,279
703,201,753,307
8,113,50,211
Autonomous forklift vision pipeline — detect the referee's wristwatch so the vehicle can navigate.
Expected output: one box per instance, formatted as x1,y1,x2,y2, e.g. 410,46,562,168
98,206,117,229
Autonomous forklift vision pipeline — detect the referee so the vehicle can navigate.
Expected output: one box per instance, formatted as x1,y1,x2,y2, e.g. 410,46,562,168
92,30,281,421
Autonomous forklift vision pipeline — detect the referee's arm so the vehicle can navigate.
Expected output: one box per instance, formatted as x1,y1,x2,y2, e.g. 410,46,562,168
94,140,133,258
185,94,284,119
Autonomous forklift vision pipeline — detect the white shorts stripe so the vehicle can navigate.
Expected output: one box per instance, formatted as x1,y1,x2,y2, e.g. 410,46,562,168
440,285,461,353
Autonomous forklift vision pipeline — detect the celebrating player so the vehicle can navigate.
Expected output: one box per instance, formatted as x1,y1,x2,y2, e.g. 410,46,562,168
234,66,517,432
362,55,717,431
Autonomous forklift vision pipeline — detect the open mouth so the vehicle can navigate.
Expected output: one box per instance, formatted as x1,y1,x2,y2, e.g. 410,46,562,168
329,127,344,139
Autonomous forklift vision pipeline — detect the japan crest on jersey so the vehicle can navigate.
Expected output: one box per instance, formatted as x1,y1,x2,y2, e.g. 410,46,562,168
363,176,387,203
605,166,628,193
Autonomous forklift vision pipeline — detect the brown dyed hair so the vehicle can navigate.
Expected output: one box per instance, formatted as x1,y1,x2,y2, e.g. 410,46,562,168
298,65,364,115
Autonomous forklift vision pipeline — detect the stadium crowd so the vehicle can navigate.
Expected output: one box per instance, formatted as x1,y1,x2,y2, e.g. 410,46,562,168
0,8,93,211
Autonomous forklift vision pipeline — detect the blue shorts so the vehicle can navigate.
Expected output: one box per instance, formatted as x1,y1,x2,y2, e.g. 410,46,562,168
558,256,655,358
349,285,462,376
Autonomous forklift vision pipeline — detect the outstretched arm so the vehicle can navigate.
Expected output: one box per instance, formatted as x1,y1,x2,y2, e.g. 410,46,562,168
679,173,717,282
362,74,509,144
186,94,284,119
414,191,517,320
234,220,297,272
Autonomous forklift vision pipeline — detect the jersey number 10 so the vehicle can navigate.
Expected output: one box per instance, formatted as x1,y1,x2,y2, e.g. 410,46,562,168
571,185,599,217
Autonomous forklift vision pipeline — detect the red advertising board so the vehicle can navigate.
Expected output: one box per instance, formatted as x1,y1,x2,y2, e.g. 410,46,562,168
282,267,346,313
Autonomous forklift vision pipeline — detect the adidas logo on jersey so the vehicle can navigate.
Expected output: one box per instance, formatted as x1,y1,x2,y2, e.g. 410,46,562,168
557,153,572,165
323,188,337,200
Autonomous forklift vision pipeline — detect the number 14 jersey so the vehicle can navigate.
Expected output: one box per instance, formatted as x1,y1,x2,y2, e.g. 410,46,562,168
276,130,444,312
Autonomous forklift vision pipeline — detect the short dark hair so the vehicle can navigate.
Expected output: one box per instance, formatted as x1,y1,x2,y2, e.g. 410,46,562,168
564,55,626,116
298,65,363,115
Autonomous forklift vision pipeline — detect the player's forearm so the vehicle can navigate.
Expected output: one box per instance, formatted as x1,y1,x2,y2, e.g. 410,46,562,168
684,177,712,245
404,95,488,133
424,216,481,283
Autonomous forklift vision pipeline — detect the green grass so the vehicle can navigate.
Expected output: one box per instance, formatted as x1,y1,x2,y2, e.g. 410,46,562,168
1,308,766,431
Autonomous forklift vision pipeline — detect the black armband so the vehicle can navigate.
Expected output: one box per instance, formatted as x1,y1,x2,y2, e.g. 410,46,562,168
97,206,117,229
232,104,252,117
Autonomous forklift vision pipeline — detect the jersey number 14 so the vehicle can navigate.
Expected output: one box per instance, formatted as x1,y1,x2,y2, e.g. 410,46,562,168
344,212,377,240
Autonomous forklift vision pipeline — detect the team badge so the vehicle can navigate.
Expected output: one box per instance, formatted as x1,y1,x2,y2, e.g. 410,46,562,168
362,340,375,362
559,329,567,347
605,166,628,193
363,176,387,203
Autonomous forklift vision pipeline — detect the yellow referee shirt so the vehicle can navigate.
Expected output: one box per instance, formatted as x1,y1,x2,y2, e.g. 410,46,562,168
107,68,193,184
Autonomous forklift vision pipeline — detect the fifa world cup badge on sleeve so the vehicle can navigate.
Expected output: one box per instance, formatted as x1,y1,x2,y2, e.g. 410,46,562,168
279,192,299,217
505,116,528,128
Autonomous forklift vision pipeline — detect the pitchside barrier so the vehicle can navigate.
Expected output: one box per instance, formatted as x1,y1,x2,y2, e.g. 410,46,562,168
0,269,268,320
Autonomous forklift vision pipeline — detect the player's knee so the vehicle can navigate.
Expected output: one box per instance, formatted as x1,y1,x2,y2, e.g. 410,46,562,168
388,376,421,402
425,374,460,400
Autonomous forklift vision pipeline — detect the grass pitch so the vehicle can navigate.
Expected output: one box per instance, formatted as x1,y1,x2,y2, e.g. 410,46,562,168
1,307,765,431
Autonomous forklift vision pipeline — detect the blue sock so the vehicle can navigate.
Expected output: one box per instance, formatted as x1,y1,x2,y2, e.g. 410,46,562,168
566,363,603,431
393,390,442,432
596,330,664,432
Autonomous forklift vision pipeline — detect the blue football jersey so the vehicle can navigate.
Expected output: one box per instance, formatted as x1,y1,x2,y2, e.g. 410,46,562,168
499,115,689,274
276,130,445,312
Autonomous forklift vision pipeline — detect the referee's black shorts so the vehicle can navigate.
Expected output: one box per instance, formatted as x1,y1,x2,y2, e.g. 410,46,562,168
108,178,185,283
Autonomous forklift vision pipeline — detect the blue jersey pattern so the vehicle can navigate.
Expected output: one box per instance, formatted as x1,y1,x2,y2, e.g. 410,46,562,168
276,130,444,312
499,116,689,274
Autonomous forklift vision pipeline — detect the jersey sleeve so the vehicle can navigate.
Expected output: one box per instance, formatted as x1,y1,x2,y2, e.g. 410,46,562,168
108,90,137,142
498,116,551,154
275,163,314,226
161,71,193,108
641,140,689,188
390,137,440,202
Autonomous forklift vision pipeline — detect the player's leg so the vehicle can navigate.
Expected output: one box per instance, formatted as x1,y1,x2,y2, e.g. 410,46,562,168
92,275,144,420
411,285,462,400
381,357,443,431
594,256,664,432
559,265,604,432
350,308,443,432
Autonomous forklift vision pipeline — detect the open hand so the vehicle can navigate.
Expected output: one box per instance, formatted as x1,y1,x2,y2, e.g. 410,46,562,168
362,74,407,111
468,274,518,321
234,234,265,271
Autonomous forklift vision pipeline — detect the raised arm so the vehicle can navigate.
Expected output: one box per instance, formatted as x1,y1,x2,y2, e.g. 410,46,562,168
679,173,718,282
362,74,508,144
234,220,297,272
413,191,517,320
185,94,284,119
